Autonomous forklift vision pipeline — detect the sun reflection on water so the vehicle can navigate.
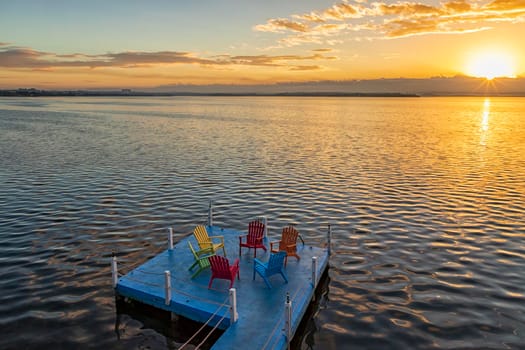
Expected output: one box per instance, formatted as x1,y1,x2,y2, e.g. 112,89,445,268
481,99,490,132
480,98,490,146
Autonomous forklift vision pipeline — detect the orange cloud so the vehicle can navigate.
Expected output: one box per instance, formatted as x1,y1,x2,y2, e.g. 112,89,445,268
254,0,525,44
253,18,310,33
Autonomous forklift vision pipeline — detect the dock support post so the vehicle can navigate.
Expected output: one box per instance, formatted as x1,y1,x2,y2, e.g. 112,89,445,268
164,270,171,305
208,200,213,227
327,224,332,256
111,253,118,288
262,216,268,239
229,288,238,323
312,256,318,286
285,292,292,349
168,227,174,250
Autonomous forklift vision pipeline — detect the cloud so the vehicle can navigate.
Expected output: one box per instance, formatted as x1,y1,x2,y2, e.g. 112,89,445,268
487,0,525,11
254,0,525,44
0,46,335,71
288,65,322,71
253,18,310,33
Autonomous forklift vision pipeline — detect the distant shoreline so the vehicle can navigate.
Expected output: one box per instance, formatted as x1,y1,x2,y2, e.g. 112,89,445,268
2,88,525,98
0,89,419,98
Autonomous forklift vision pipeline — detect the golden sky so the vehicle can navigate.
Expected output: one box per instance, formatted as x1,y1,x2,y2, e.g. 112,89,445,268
1,0,524,89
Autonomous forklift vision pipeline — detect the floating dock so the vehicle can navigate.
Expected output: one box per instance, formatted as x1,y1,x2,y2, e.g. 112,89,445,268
114,225,329,350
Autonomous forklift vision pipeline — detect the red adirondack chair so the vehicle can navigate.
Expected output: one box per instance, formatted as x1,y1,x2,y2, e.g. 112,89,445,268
239,220,267,258
208,255,240,289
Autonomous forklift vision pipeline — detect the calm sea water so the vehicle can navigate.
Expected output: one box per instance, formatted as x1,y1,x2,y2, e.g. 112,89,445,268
0,96,524,349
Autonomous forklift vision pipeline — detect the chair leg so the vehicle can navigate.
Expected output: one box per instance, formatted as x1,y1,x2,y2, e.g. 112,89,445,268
280,271,288,284
208,277,214,289
262,276,272,289
192,266,203,279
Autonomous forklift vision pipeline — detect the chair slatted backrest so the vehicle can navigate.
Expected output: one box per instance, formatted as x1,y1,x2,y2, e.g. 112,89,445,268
209,255,230,279
280,226,299,251
194,225,211,249
247,220,265,245
267,251,286,275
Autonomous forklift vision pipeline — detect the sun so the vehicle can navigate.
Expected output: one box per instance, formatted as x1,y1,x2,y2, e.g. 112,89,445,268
466,51,516,80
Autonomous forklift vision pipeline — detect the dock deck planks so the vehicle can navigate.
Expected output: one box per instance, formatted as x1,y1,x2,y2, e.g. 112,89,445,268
115,226,329,350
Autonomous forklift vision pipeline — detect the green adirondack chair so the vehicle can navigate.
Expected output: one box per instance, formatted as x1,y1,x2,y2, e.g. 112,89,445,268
188,241,216,278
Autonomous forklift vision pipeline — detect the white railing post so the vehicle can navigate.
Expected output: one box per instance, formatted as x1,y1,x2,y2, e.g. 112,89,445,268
229,288,238,323
312,256,318,286
208,200,213,227
262,216,268,239
284,292,292,348
327,224,332,256
164,270,171,305
168,227,174,250
111,253,118,288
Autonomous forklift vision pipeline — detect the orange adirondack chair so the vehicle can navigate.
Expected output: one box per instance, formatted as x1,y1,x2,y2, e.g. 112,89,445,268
270,225,300,266
193,225,226,256
239,220,267,258
208,255,240,289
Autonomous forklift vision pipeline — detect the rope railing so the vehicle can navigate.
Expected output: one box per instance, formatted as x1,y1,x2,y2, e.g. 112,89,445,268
120,274,164,288
131,268,166,276
261,310,284,350
168,280,227,307
178,295,229,350
194,311,228,349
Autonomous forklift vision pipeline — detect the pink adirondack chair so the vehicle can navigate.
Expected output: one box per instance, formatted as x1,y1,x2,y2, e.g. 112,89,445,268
208,255,240,289
239,220,267,258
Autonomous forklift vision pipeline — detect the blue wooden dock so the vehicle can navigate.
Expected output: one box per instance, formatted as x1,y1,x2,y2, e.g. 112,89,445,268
115,225,329,350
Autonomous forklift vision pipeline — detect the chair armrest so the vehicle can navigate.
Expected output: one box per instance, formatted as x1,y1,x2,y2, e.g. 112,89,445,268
196,247,215,258
253,258,264,268
270,240,281,250
209,235,225,244
233,258,240,267
239,234,247,243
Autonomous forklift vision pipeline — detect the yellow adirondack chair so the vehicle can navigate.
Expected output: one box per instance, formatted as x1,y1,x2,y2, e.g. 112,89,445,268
193,225,226,256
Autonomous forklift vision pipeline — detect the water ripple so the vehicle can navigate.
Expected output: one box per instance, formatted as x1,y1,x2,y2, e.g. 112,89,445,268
1,97,524,349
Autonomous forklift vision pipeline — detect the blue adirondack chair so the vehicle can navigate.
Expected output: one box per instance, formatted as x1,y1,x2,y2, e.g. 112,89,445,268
253,251,288,289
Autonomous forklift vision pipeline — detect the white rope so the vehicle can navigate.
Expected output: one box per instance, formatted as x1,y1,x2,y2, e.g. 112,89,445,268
132,268,165,276
261,312,284,350
120,268,227,306
260,284,307,350
116,260,147,275
195,311,228,349
121,274,164,288
178,296,230,349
